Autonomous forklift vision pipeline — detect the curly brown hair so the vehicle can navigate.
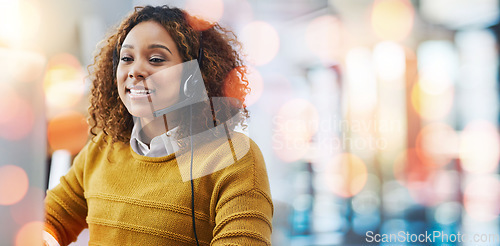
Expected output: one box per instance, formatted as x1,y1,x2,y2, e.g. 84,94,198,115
88,5,250,145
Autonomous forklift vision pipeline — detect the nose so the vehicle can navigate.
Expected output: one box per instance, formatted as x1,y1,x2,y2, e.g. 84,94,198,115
128,61,148,80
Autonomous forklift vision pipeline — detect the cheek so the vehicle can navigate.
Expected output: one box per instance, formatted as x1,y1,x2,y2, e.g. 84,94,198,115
152,68,183,91
115,69,127,102
116,68,126,83
116,68,128,91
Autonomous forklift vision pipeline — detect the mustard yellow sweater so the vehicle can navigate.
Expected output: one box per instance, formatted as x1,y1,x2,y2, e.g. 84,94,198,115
44,132,273,245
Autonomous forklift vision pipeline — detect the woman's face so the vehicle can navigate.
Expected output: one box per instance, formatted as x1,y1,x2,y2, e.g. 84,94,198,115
116,21,184,118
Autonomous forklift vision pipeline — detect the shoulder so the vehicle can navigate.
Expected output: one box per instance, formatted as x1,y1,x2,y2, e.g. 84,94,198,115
232,132,266,172
231,133,267,180
208,132,270,191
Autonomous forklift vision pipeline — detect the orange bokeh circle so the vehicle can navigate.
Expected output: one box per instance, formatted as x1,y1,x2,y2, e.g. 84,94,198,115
47,111,89,155
0,165,29,205
15,221,44,246
326,153,368,198
371,0,414,41
415,122,458,167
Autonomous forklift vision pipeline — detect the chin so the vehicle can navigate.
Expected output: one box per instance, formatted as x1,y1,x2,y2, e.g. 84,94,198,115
125,99,181,119
126,105,155,119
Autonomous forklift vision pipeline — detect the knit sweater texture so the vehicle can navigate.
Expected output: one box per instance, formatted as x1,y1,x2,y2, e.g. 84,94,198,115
44,132,273,245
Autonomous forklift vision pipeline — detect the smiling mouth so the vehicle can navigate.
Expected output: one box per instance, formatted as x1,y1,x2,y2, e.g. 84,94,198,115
125,84,156,98
127,88,155,95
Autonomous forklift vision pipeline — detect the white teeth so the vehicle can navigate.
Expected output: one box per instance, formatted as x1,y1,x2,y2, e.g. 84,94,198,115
129,89,154,95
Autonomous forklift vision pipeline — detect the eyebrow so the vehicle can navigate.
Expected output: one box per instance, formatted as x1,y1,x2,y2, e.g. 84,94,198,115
121,44,173,55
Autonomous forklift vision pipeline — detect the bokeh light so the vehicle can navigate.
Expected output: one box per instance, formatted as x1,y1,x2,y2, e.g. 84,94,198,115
380,219,409,234
382,180,412,216
43,53,85,111
240,21,280,66
47,52,81,69
403,170,459,207
345,47,377,115
463,175,500,221
418,76,453,96
257,73,293,115
417,41,457,96
220,0,253,24
0,165,29,205
0,48,46,84
0,89,34,141
327,153,368,197
352,190,380,215
459,120,500,174
411,81,454,121
12,51,45,83
0,1,20,47
305,15,342,62
18,1,42,42
10,187,44,225
434,201,462,225
47,111,89,155
430,170,459,203
0,1,42,48
0,85,20,124
416,122,459,167
272,99,319,162
393,148,435,185
185,0,224,29
404,182,435,206
15,221,43,246
371,0,414,41
373,41,405,82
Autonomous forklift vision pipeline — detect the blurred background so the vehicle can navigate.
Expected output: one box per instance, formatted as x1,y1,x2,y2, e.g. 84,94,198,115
1,0,500,245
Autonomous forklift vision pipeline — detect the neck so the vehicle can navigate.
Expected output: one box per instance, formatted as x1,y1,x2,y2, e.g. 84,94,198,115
138,112,179,144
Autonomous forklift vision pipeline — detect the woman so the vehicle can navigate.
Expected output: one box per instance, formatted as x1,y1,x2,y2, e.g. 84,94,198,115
44,5,273,245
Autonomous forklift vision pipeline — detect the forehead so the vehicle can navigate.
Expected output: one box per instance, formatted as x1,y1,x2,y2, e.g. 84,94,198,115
122,21,176,47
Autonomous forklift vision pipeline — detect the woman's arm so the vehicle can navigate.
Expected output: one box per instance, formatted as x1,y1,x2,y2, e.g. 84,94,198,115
211,140,274,245
212,189,273,245
44,145,89,246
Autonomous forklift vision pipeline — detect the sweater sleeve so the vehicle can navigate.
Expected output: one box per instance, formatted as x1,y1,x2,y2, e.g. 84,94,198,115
210,141,274,246
44,144,89,246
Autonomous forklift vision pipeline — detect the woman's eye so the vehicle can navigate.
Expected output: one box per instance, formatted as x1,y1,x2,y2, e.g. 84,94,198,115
150,57,165,63
120,57,133,62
